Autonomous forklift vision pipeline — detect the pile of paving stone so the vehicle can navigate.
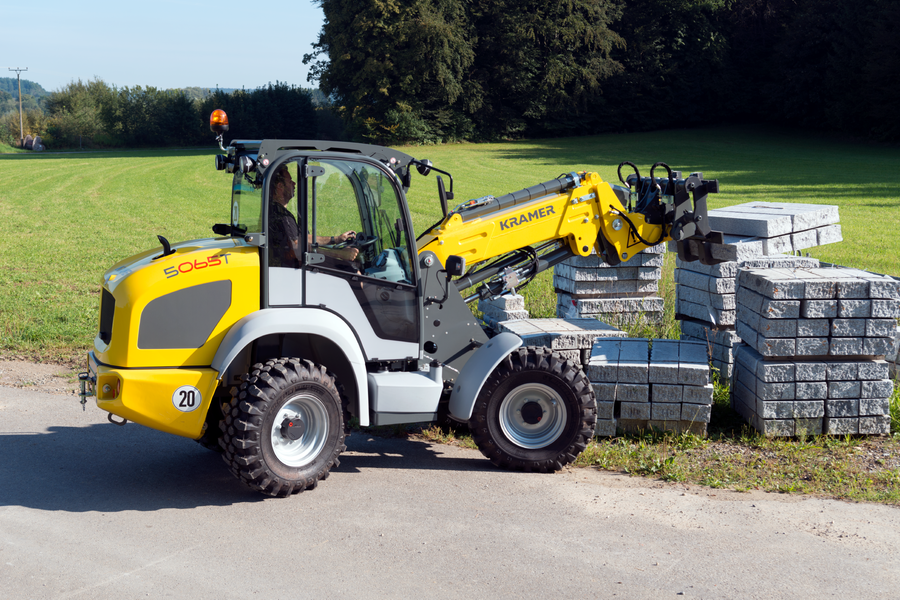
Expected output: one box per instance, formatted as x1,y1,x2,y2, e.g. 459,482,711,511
555,244,666,325
731,267,900,435
673,202,841,380
585,338,713,436
498,318,626,367
479,293,529,332
676,256,820,379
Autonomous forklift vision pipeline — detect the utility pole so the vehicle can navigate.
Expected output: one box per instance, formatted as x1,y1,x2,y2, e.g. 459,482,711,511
8,67,28,148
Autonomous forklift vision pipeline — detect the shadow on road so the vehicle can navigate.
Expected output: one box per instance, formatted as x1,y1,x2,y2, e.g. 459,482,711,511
0,422,489,512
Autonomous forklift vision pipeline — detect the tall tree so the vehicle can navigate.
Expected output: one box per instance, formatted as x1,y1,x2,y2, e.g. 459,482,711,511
467,0,625,138
305,0,476,143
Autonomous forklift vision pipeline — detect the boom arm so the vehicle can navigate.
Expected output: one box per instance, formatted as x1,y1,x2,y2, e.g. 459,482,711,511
416,167,722,300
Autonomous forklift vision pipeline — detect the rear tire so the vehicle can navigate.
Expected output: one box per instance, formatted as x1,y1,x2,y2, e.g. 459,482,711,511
220,358,346,497
469,347,596,472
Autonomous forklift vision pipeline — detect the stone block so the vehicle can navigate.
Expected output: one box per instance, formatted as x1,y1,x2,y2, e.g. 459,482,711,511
648,363,680,384
619,339,650,362
837,299,871,318
591,382,618,401
738,269,807,300
859,397,890,416
617,383,650,402
652,384,683,403
801,300,838,319
757,379,795,401
480,293,525,311
594,419,617,437
793,400,825,418
681,403,712,423
795,362,827,381
826,362,859,381
676,298,735,326
825,417,859,435
858,360,890,380
678,362,710,386
585,362,618,383
619,402,651,420
796,382,828,399
858,415,891,435
829,338,863,356
828,381,861,399
651,403,682,421
758,419,795,437
597,401,616,420
795,319,830,338
826,398,859,416
617,363,649,384
816,224,843,246
707,209,795,238
861,379,894,399
863,337,892,356
830,319,866,337
866,319,897,338
757,399,794,419
796,338,830,356
682,383,714,405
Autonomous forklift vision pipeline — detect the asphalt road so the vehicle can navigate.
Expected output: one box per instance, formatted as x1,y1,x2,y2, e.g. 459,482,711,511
2,387,899,599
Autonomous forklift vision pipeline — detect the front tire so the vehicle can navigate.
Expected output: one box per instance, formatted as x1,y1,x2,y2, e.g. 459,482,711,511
220,358,346,497
469,347,596,472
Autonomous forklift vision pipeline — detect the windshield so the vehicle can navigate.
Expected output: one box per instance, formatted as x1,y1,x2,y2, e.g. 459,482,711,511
231,169,263,235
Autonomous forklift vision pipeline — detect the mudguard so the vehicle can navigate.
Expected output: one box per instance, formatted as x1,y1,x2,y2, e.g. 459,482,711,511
448,332,524,421
211,308,371,425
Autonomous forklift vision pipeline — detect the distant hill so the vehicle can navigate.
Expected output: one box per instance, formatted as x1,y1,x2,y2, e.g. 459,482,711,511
0,77,49,97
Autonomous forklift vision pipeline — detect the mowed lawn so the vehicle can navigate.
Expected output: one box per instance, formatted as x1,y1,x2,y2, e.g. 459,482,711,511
1,125,899,361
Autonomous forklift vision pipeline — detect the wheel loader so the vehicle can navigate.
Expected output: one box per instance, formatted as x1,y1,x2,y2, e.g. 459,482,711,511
79,110,722,497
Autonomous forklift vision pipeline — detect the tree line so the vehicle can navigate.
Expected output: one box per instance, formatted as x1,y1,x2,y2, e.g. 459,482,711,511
306,0,900,143
3,0,897,148
0,79,324,149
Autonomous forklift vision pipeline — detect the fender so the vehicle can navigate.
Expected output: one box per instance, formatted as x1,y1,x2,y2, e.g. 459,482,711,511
211,308,371,425
448,332,523,421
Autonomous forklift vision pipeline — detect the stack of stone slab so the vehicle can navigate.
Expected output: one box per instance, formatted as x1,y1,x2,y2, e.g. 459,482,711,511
555,244,665,325
704,202,842,262
585,338,713,436
676,255,820,380
479,293,529,332
732,345,893,436
731,267,900,435
498,318,626,367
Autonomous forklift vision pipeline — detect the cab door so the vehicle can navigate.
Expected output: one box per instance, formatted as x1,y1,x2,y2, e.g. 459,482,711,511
303,158,421,361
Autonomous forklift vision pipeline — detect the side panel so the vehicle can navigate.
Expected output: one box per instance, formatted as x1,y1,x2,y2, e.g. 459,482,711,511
304,272,420,361
269,267,303,306
211,308,372,426
448,332,523,421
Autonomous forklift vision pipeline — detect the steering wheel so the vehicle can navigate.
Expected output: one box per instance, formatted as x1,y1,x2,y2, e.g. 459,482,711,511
337,233,378,250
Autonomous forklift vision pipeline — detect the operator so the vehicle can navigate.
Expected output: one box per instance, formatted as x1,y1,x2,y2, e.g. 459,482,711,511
269,165,359,267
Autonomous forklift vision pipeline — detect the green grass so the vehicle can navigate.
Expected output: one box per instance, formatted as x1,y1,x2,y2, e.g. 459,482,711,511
2,125,899,356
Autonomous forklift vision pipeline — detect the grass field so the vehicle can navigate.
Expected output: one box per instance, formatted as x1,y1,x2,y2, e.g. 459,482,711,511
2,126,899,503
2,125,897,360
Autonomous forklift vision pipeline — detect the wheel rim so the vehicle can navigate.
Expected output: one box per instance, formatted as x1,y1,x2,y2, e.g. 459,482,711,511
270,393,329,467
498,383,567,449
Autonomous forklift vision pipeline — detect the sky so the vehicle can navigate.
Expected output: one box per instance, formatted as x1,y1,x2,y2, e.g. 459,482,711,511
3,0,325,92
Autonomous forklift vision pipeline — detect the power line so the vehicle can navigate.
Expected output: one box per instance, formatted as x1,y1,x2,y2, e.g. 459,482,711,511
8,67,28,148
